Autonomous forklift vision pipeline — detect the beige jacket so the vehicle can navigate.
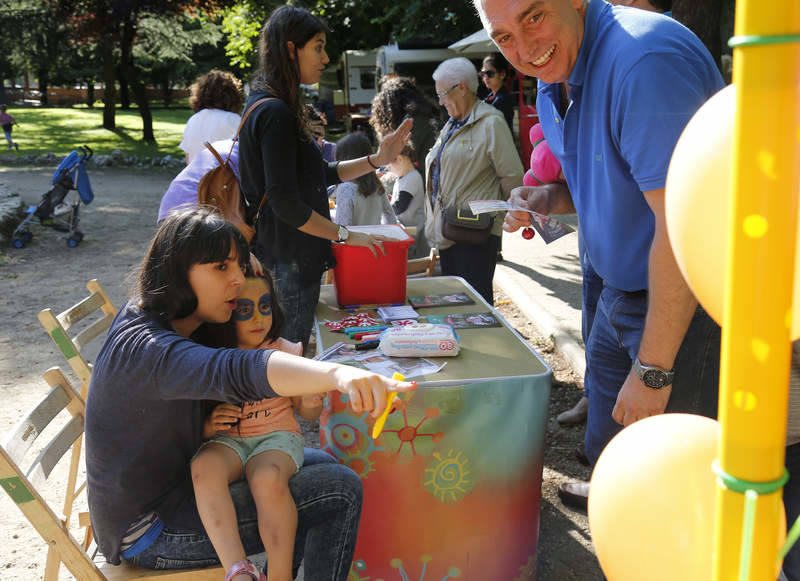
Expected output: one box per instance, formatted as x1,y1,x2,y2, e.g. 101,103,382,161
424,99,523,250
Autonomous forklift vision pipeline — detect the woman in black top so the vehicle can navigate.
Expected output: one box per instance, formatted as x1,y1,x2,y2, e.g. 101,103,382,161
239,6,411,347
480,53,514,131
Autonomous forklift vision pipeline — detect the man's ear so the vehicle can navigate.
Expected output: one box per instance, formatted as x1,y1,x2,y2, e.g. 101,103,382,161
287,40,296,58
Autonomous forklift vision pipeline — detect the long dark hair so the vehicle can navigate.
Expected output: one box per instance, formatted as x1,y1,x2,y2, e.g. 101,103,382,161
132,207,250,321
192,264,285,349
335,133,383,197
254,5,327,136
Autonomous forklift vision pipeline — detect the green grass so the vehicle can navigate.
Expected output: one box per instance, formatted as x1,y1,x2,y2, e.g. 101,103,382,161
3,106,193,159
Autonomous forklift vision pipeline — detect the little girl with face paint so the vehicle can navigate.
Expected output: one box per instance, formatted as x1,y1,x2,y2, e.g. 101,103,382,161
191,266,322,581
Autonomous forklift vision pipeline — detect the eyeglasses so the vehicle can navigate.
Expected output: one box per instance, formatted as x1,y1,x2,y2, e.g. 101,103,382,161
479,69,497,79
436,83,461,99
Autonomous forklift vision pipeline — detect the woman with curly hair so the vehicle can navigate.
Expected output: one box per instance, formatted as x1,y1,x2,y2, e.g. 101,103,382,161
370,76,441,183
180,69,244,164
238,5,412,348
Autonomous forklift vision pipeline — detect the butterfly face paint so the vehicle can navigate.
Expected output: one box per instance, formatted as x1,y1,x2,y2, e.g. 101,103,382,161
233,278,274,349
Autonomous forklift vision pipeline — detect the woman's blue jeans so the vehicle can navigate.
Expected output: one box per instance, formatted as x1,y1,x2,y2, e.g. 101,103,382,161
126,450,362,581
269,260,322,349
583,286,721,465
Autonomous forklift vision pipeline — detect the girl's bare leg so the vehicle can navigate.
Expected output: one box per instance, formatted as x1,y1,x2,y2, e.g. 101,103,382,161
191,443,252,580
246,450,298,581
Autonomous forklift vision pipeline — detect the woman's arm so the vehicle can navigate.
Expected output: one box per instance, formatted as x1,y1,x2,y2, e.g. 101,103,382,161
268,351,416,417
336,118,413,182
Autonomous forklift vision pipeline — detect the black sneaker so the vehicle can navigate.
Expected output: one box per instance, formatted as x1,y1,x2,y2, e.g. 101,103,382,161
13,143,18,151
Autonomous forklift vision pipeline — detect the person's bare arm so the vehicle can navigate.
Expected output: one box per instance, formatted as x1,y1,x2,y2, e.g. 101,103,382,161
336,118,412,182
267,352,416,418
611,188,698,426
295,210,387,257
503,182,575,232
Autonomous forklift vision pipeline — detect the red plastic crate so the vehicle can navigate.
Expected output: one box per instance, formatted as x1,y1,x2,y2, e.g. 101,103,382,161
331,225,414,307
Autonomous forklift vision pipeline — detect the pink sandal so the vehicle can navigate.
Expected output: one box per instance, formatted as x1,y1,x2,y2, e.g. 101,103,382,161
224,559,266,581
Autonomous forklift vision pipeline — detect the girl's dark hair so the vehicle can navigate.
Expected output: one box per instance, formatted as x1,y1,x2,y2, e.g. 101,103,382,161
335,133,382,197
255,5,327,137
192,264,285,349
133,207,250,321
189,69,244,113
370,76,438,139
483,53,511,76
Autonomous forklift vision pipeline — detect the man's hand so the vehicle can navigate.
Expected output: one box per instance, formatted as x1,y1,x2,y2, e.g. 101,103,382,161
612,370,671,427
503,182,574,232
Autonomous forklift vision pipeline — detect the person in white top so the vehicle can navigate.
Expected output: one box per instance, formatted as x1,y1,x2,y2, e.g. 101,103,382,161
180,70,244,164
387,142,429,258
332,133,398,227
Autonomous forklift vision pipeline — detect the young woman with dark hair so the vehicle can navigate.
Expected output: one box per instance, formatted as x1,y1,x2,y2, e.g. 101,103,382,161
480,53,514,130
84,207,415,580
239,5,412,348
332,133,398,227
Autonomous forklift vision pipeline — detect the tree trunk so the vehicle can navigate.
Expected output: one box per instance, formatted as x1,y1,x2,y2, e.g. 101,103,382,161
121,15,156,144
38,72,48,106
672,0,723,72
86,81,95,108
118,69,131,110
101,31,116,130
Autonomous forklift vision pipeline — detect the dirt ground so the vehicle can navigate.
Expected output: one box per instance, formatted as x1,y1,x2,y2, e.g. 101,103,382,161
0,166,603,580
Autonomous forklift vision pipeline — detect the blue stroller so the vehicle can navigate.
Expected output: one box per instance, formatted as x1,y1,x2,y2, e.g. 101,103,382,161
12,145,94,248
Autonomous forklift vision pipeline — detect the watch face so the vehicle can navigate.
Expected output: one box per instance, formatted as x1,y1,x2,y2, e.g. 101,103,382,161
642,369,667,389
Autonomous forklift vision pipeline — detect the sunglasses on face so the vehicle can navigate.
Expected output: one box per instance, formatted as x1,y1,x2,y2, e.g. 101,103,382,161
480,70,497,79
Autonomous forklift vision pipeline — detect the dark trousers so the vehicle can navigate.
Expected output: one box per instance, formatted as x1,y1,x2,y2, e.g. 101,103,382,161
784,442,800,580
583,286,721,465
438,234,500,304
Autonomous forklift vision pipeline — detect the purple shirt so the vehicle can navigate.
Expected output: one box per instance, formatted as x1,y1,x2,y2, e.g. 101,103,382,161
158,139,240,223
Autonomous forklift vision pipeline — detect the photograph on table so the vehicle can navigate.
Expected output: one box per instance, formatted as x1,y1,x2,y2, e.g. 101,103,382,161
425,312,501,329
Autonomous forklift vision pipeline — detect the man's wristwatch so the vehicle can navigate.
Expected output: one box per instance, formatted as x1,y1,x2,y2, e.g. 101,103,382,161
337,225,350,242
632,357,675,389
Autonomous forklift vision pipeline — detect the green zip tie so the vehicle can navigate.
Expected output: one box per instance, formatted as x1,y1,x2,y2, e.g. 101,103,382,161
712,460,788,495
712,461,789,578
729,34,800,48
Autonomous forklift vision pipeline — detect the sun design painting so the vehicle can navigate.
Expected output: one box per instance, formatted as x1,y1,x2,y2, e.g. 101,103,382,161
423,449,474,503
348,555,462,581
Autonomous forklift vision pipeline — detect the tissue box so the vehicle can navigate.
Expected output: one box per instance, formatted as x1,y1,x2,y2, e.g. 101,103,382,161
331,224,414,307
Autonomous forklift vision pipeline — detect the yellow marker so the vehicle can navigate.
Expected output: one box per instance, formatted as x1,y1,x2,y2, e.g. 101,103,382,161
371,372,404,439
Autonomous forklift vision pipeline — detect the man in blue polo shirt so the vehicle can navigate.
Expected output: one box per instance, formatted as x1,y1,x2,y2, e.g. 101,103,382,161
475,0,725,508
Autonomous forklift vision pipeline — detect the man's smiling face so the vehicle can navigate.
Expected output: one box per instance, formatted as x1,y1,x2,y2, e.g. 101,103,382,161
476,0,587,84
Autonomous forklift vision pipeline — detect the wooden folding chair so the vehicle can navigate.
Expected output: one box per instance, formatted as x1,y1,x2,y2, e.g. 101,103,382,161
0,367,223,580
37,279,117,399
406,247,439,278
35,279,116,579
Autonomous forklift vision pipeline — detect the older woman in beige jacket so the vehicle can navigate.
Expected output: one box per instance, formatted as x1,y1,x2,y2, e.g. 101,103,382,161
424,57,523,304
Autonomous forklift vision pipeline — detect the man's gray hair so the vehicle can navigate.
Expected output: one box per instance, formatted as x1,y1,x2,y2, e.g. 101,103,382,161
433,58,479,95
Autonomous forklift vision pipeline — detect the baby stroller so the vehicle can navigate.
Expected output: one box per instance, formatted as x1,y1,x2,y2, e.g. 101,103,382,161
11,145,94,248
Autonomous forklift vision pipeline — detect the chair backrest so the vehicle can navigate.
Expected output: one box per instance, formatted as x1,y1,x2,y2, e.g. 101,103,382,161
0,367,107,580
406,248,438,278
0,368,224,581
37,279,116,397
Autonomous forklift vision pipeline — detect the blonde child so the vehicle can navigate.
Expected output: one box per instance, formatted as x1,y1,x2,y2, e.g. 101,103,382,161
191,267,321,581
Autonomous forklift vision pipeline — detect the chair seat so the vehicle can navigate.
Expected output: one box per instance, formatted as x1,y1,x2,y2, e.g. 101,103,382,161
99,561,224,580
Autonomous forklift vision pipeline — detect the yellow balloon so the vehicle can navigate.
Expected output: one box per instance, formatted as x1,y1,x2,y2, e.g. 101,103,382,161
589,414,719,580
665,84,800,338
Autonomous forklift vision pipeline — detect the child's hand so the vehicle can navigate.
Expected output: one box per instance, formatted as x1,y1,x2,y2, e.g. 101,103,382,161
294,393,325,421
301,393,324,410
202,403,242,438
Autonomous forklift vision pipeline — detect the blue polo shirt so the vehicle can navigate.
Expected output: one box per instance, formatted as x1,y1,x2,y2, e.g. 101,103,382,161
537,0,724,291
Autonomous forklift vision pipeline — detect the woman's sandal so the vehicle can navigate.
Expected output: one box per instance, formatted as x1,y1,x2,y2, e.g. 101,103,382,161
224,559,266,581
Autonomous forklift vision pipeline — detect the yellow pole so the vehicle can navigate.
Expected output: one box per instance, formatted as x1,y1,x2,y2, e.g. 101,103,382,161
713,1,800,579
